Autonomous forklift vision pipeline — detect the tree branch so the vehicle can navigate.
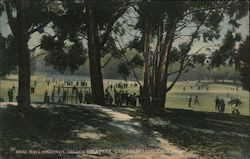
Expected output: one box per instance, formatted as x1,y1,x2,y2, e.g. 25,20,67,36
28,21,50,35
4,1,16,36
99,2,129,49
101,55,113,68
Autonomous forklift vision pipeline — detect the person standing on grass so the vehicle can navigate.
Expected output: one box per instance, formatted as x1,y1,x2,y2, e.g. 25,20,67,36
8,88,11,102
8,88,13,102
194,94,199,104
215,96,220,110
0,96,4,102
79,90,83,103
188,95,192,107
51,88,55,103
44,90,49,103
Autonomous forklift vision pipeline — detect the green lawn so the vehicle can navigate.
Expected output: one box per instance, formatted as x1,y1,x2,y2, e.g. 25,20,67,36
0,74,249,116
0,74,249,158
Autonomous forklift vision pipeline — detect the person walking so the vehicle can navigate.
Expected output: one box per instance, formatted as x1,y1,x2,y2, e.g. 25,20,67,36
194,94,199,104
79,90,83,103
215,96,219,110
188,95,192,107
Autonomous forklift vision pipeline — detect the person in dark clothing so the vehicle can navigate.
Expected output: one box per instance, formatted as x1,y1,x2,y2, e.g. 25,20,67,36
31,87,35,94
0,96,4,102
194,95,199,104
85,91,92,104
215,96,220,110
57,85,61,96
63,90,67,102
79,90,83,103
8,88,14,102
51,89,55,103
44,90,49,103
8,89,11,102
188,95,192,107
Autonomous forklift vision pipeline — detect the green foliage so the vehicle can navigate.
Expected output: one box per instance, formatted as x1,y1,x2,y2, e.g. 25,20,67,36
41,35,87,74
128,37,144,53
0,34,17,77
192,54,206,65
130,54,143,67
0,1,4,14
210,31,242,67
117,62,130,81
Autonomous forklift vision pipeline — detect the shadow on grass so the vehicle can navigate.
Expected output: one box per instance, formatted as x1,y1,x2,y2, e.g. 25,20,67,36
0,104,157,159
139,108,250,159
0,103,249,159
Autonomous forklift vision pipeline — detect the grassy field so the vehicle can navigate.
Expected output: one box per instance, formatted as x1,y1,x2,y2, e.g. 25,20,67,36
0,74,249,158
0,73,249,116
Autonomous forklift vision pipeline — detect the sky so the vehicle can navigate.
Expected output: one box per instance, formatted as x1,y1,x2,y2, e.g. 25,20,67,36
0,7,249,54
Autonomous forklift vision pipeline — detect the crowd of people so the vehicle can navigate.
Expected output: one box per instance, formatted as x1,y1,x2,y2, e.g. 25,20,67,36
104,82,139,106
42,78,141,107
214,96,242,114
0,78,244,115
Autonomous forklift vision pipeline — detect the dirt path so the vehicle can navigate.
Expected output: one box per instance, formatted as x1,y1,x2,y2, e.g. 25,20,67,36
77,104,199,159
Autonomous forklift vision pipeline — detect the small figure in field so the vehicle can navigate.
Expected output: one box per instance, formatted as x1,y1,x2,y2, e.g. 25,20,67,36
0,96,4,102
79,90,83,103
31,86,35,94
228,97,242,115
104,91,113,105
215,96,220,111
44,90,49,103
63,90,67,102
194,94,199,104
12,85,15,92
58,96,62,103
34,81,37,86
8,88,13,102
183,87,185,91
85,91,92,104
76,88,79,103
218,99,225,114
51,88,55,103
57,84,61,96
188,95,192,107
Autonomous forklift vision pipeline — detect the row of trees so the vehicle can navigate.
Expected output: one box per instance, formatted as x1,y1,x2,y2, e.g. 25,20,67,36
0,1,249,114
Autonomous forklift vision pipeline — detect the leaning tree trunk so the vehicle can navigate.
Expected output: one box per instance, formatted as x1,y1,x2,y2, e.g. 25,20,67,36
151,23,176,109
86,4,105,105
16,0,31,109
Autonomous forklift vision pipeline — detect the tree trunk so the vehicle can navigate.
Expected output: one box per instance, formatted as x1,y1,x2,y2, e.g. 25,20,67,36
86,3,105,105
141,17,152,111
16,1,31,109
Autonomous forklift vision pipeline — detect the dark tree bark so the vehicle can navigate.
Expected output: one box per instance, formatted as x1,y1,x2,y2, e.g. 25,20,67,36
141,17,152,111
86,3,105,105
7,0,31,109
